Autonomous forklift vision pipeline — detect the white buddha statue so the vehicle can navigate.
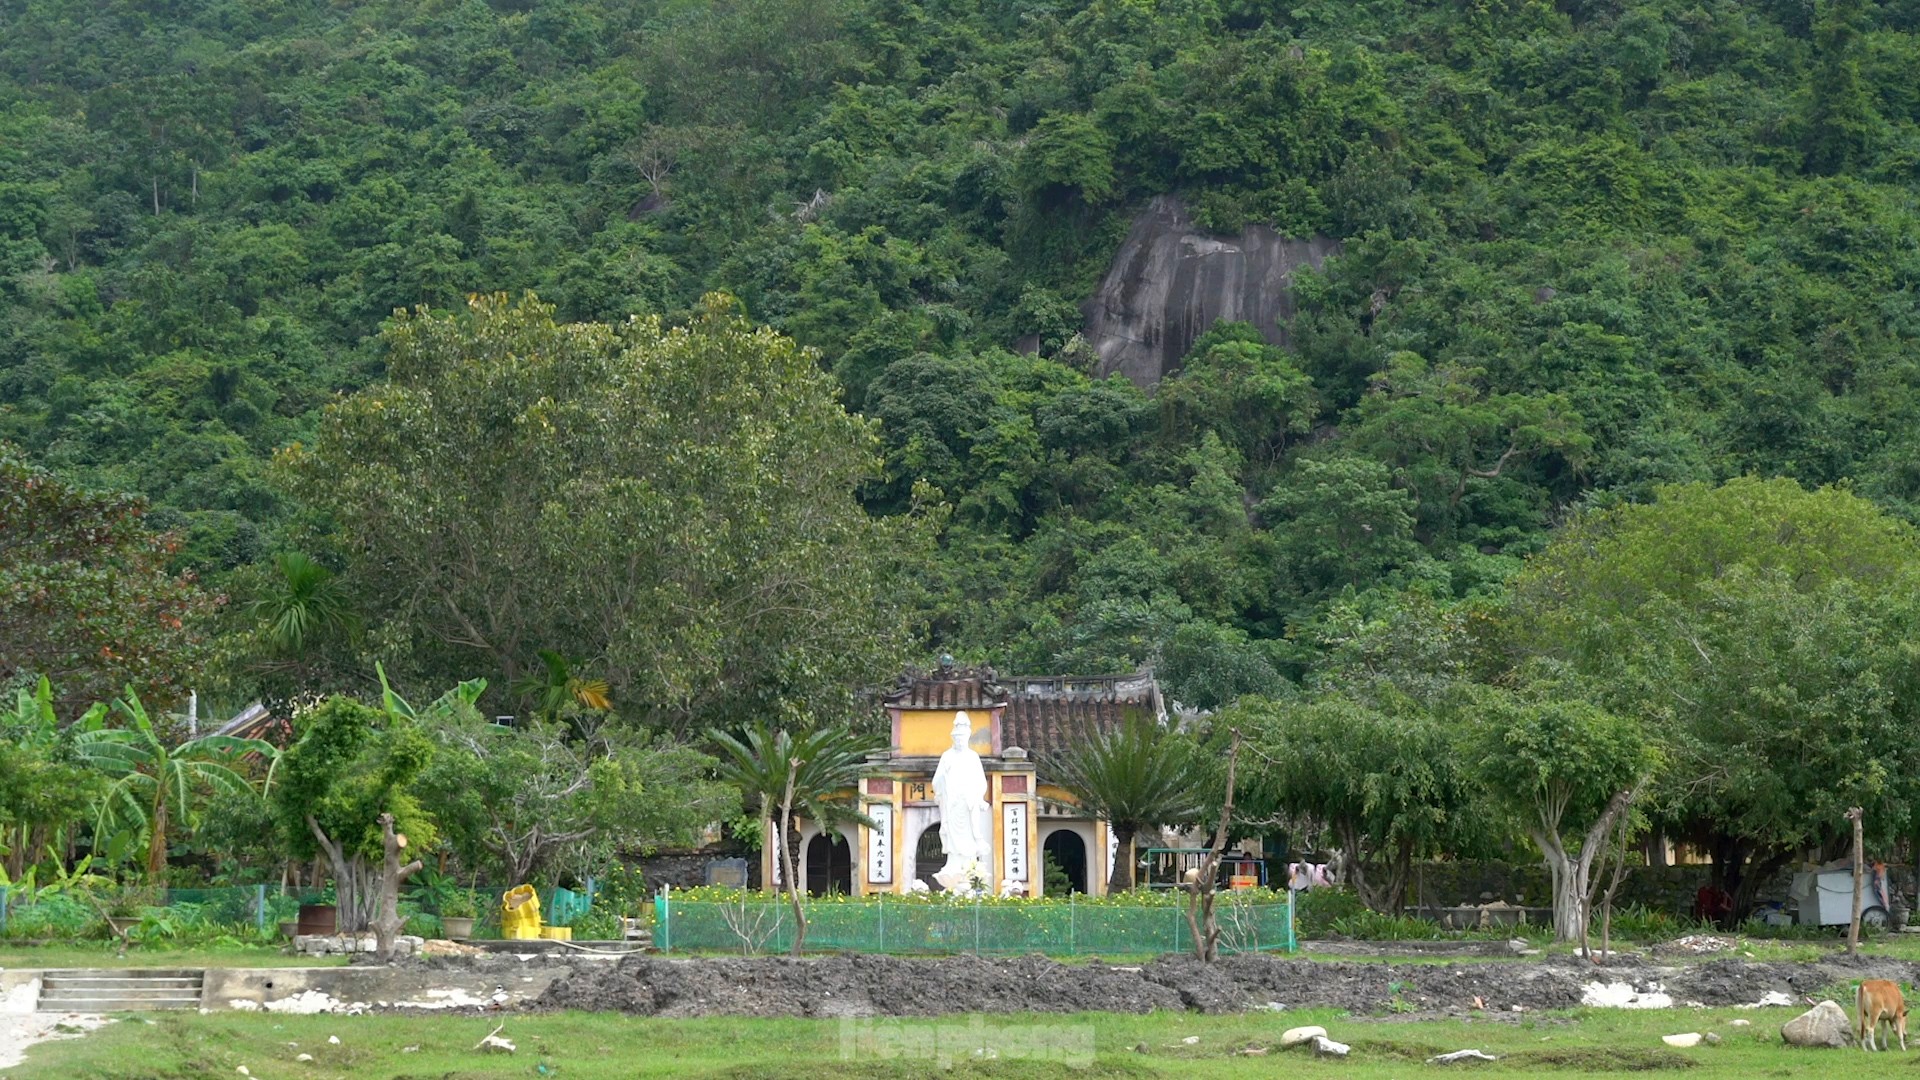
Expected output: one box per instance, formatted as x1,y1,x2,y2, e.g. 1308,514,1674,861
931,711,991,893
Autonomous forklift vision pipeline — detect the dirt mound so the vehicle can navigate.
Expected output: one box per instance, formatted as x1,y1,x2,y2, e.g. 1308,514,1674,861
537,954,1183,1018
533,951,1920,1020
1661,956,1916,1004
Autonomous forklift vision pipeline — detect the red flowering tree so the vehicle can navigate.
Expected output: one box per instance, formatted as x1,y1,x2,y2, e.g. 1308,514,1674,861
0,444,216,716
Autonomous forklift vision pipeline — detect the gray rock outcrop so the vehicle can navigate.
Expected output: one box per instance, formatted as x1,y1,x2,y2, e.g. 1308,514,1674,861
1082,196,1339,387
1780,1000,1850,1048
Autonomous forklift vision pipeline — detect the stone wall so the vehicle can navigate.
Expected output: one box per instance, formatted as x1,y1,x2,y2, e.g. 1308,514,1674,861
622,850,761,893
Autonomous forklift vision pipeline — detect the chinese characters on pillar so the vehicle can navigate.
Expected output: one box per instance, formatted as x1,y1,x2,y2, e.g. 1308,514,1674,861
1002,802,1028,882
867,804,893,884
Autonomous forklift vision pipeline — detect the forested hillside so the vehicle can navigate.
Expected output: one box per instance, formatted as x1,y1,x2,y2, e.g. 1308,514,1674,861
6,0,1920,706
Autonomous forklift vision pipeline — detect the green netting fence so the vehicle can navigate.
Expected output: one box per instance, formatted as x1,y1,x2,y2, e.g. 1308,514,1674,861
654,894,1295,956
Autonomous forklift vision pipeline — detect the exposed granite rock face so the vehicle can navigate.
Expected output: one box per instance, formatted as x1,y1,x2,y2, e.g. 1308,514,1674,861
1083,196,1339,387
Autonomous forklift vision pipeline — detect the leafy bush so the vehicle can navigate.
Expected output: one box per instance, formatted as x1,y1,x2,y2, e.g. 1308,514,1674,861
570,909,626,941
1327,910,1445,941
1,893,96,939
1294,888,1368,938
590,865,653,918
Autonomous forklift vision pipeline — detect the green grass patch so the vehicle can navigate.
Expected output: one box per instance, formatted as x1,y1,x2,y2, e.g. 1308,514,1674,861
5,1004,1866,1079
0,942,344,969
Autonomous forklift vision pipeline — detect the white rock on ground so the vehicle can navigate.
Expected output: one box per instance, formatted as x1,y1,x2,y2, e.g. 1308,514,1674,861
1738,991,1794,1009
1279,1025,1327,1048
0,1013,114,1070
1311,1036,1350,1057
1728,1019,1751,1027
1581,982,1675,1009
1427,1049,1499,1064
1661,1033,1702,1048
1780,1001,1850,1048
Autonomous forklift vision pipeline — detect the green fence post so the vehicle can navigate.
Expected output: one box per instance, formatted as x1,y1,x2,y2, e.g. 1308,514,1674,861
659,885,671,952
1172,905,1182,953
256,884,267,936
0,885,8,935
974,901,981,955
1068,893,1075,956
877,893,885,952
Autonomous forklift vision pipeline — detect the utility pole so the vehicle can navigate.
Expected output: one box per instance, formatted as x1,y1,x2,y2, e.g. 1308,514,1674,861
1847,807,1865,957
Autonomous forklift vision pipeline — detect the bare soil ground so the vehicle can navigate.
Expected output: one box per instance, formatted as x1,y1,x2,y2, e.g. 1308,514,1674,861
531,950,1917,1019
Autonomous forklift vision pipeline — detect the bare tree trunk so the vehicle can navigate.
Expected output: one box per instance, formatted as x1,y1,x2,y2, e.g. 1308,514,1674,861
1598,815,1631,965
146,795,169,882
1108,826,1137,893
1536,785,1641,944
779,758,806,957
1183,732,1241,962
374,813,424,962
307,814,379,932
1848,806,1865,957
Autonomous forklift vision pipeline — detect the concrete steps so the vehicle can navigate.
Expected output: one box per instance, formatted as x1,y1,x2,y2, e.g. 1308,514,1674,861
37,969,205,1011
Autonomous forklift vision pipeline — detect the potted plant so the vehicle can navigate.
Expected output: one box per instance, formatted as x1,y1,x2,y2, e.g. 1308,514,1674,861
440,890,478,939
267,894,300,939
104,885,155,937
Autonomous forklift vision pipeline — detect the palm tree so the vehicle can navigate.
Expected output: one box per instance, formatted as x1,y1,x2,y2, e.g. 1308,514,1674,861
73,690,278,881
709,723,880,894
1046,714,1206,893
246,552,356,655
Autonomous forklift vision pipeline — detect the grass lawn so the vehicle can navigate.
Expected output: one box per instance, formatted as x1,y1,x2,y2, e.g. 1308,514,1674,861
0,942,345,969
7,1005,1867,1079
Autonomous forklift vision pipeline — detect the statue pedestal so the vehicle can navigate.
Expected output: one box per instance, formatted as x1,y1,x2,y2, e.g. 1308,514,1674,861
934,858,986,895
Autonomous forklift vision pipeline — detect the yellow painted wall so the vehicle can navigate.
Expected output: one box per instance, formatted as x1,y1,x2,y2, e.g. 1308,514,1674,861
1037,783,1081,807
897,709,992,756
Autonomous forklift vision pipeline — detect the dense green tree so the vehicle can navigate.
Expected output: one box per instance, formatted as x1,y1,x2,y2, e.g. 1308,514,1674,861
0,677,101,880
1503,478,1920,916
273,695,439,933
1462,686,1658,944
420,712,734,885
10,0,1920,734
1233,692,1475,913
0,443,215,715
291,293,917,727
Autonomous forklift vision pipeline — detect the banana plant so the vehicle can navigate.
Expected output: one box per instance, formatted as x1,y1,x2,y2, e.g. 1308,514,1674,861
73,689,278,882
376,663,487,724
0,677,106,880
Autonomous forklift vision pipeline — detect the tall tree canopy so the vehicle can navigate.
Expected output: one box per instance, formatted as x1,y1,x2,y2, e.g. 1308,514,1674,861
1502,478,1920,916
289,292,917,726
8,0,1920,691
0,443,215,714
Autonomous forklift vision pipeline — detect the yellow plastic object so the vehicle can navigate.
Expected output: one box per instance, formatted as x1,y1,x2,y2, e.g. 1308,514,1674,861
501,884,543,940
540,926,572,941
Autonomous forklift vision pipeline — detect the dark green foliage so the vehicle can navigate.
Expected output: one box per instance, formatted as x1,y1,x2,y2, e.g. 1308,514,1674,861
5,0,1920,710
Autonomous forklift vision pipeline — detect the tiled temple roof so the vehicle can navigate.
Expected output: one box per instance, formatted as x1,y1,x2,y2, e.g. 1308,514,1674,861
879,663,1009,710
1001,673,1160,763
881,663,1162,762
